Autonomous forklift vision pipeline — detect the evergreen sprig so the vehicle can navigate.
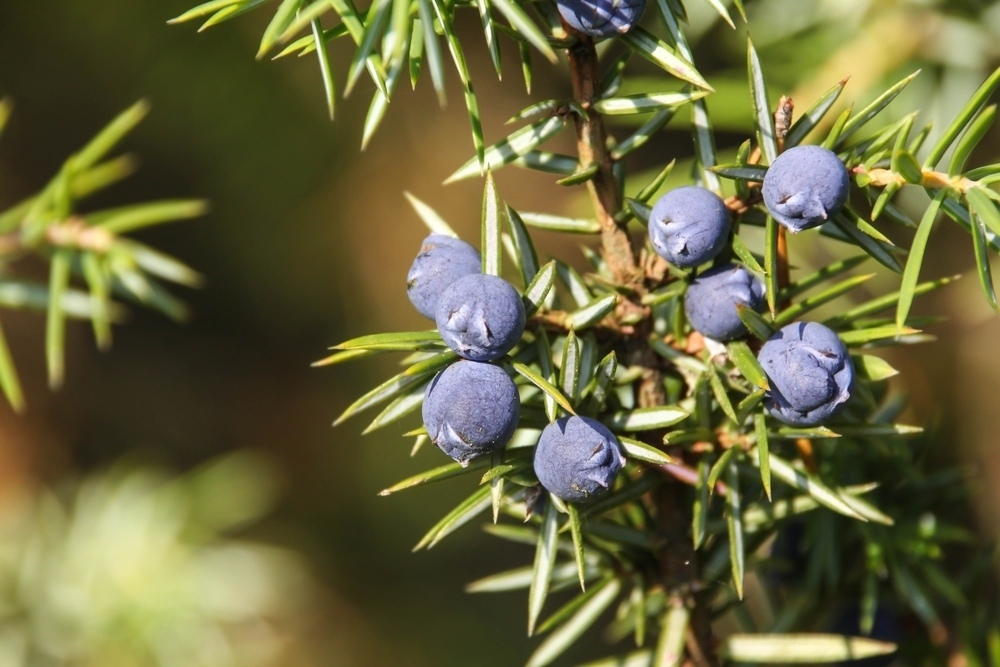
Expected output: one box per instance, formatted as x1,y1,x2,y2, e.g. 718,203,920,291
175,0,1000,663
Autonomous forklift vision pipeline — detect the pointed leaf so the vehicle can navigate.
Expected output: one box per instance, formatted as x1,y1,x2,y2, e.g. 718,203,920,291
618,436,672,465
722,634,897,663
621,28,711,90
567,504,587,591
727,340,768,389
837,70,920,147
46,249,71,389
333,329,443,351
774,274,877,327
605,405,687,431
925,65,1000,169
567,294,617,330
726,461,744,599
445,116,567,183
482,172,504,276
785,78,848,148
414,484,492,549
511,361,576,416
380,457,491,495
489,0,558,63
897,190,945,327
528,499,561,636
755,412,770,500
594,90,708,116
522,260,557,315
527,576,621,667
0,317,25,412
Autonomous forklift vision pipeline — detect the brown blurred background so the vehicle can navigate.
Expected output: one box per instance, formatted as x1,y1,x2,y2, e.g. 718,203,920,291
0,0,999,664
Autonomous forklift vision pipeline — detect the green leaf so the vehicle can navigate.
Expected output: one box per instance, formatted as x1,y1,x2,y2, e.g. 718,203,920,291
404,191,457,236
761,452,891,524
467,561,587,593
360,25,408,148
481,172,504,276
736,303,775,341
707,362,738,425
528,499,560,636
535,330,558,422
773,273,876,327
512,151,579,176
707,446,737,492
73,100,150,172
764,215,779,314
852,354,898,381
560,330,581,405
691,99,722,191
556,164,599,187
654,602,689,667
722,633,897,663
333,329,443,351
970,202,1000,312
257,0,303,59
635,159,676,203
823,275,956,328
379,457,491,495
949,104,996,176
605,405,687,431
413,484,492,550
621,28,711,90
415,0,446,105
692,460,709,548
779,255,868,302
522,260,557,315
924,65,1000,169
893,149,923,184
755,412,770,500
831,423,922,437
585,351,617,413
836,70,920,148
362,380,429,433
507,206,540,286
474,0,502,78
90,199,207,234
567,294,617,330
727,340,768,390
594,90,708,116
168,0,244,23
311,18,337,119
610,108,677,161
527,576,621,667
489,0,557,63
837,325,921,346
712,164,767,182
567,504,587,591
827,214,903,274
726,460,744,599
618,436,672,465
333,349,456,424
897,190,945,327
785,78,848,148
511,360,576,416
276,0,335,43
747,36,777,164
0,317,25,412
966,185,1000,240
556,260,592,307
517,211,600,233
445,116,567,183
46,249,72,389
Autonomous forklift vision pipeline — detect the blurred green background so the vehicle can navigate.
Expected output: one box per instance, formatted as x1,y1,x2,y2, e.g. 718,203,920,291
0,0,999,664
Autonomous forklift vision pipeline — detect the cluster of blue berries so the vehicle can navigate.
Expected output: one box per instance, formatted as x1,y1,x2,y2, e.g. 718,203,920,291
408,235,626,502
647,145,854,427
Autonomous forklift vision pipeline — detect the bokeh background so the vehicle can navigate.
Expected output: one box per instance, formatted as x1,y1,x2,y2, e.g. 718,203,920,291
0,0,999,664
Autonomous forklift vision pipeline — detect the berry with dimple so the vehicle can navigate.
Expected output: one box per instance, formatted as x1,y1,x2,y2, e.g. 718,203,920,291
757,321,854,427
685,263,765,341
533,416,625,503
557,0,647,38
436,273,525,362
648,186,732,268
406,234,481,319
762,145,850,233
422,360,520,465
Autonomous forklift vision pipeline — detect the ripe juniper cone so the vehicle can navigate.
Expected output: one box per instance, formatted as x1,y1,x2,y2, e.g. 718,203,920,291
406,234,482,319
533,416,625,503
762,145,850,233
757,321,854,427
685,263,766,341
648,186,731,268
556,0,646,38
436,273,526,362
422,360,520,465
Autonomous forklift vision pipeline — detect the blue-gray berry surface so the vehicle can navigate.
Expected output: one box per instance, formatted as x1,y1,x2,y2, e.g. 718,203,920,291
406,234,482,319
757,322,854,427
533,416,626,503
685,263,765,341
762,145,850,233
422,360,520,465
648,186,731,268
557,0,646,38
436,273,526,362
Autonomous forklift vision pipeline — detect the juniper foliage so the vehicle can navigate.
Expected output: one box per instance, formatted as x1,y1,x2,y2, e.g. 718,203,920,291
172,0,1000,664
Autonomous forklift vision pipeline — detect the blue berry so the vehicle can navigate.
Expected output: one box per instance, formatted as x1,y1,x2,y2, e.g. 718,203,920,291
533,416,625,503
648,186,731,268
757,322,854,426
422,360,520,465
685,263,765,341
436,273,525,362
762,145,850,233
557,0,646,38
407,234,481,319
